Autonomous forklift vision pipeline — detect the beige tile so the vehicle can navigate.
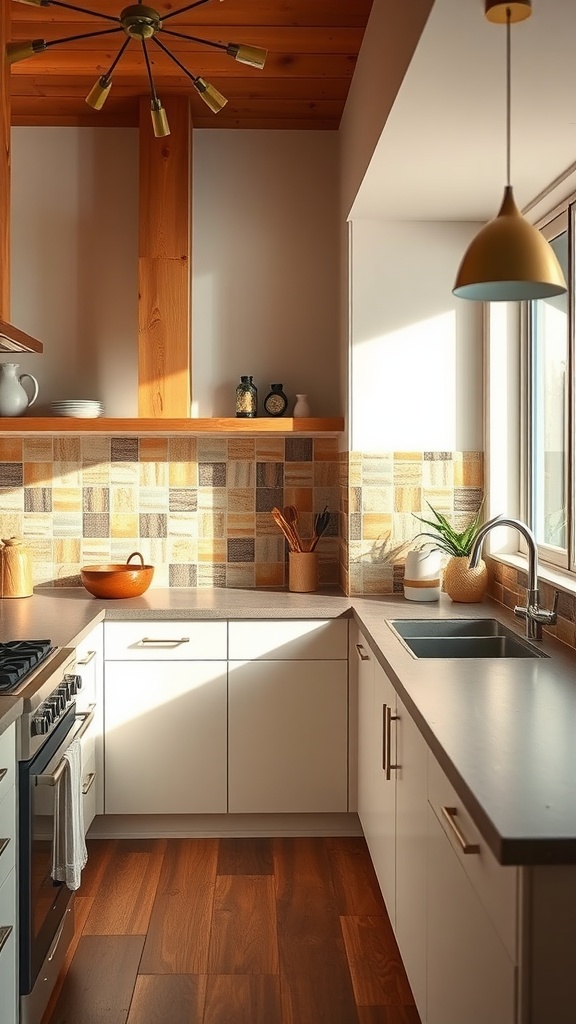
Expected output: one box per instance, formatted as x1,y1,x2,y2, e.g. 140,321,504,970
227,461,255,488
393,460,423,486
22,512,53,538
361,487,393,514
54,538,81,563
255,512,279,536
1,512,23,538
199,511,225,538
228,488,255,513
82,437,110,463
423,460,454,489
81,539,111,563
110,462,139,486
139,461,168,487
421,489,453,514
52,461,81,487
394,486,422,513
167,512,198,538
32,562,55,586
197,489,227,512
227,564,256,588
110,513,138,539
393,451,422,461
23,438,53,462
255,438,284,462
362,456,394,488
362,513,393,541
0,438,22,461
227,512,256,537
198,538,226,562
81,459,110,485
0,488,24,511
111,485,137,514
348,462,362,487
168,537,198,562
54,438,81,462
53,487,82,513
284,462,313,488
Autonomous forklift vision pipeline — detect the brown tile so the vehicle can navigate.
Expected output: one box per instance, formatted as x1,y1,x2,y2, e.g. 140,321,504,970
227,538,255,563
314,461,339,487
284,462,313,487
227,512,256,537
0,462,23,487
228,461,255,487
228,488,255,514
257,463,284,487
83,513,110,538
23,461,52,486
228,437,255,460
283,487,313,512
111,437,138,462
285,437,312,462
139,437,168,462
139,513,167,538
313,437,338,462
255,562,284,587
255,438,284,462
199,462,227,487
23,437,53,462
226,564,255,588
24,488,51,512
0,438,22,461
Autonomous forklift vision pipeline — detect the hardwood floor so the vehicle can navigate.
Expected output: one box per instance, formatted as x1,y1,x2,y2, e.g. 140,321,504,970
41,836,420,1024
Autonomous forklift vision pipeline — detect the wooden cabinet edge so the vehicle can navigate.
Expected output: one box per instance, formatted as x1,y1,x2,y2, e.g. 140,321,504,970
0,416,344,434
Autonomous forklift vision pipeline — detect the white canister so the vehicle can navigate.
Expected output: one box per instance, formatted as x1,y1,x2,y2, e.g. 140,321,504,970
403,548,441,602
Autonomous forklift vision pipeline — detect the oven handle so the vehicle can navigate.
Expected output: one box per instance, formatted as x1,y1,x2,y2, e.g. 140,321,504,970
35,705,96,787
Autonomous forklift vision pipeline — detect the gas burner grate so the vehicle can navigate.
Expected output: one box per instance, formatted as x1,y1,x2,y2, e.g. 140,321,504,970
0,640,54,693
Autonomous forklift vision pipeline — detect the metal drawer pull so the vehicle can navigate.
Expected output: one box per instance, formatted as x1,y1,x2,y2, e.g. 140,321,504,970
442,806,480,855
47,911,69,962
36,705,96,786
82,772,96,795
0,925,12,956
76,650,96,666
383,704,400,780
0,768,6,783
140,637,190,646
0,837,9,859
355,643,370,661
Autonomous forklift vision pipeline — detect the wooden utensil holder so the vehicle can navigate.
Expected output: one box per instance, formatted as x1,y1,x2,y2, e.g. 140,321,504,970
288,552,319,593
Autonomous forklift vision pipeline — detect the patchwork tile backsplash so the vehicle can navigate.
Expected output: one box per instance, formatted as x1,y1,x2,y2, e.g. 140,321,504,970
339,450,484,596
0,436,483,593
0,435,340,589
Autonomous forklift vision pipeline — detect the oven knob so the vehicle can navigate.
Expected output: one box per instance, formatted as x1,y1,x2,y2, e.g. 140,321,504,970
32,715,49,736
58,683,71,705
64,673,81,696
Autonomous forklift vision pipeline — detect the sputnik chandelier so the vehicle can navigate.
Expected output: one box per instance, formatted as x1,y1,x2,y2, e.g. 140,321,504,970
7,0,268,137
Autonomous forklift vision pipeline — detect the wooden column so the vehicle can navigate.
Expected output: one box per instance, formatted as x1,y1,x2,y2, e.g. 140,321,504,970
138,96,191,418
0,2,11,320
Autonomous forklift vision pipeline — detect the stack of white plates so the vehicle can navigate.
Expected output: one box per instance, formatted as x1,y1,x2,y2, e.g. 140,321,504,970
50,400,104,418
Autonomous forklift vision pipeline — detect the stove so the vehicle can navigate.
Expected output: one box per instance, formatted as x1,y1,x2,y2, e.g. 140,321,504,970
0,640,55,693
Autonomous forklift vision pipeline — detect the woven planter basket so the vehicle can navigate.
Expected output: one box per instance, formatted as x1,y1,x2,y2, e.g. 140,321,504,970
443,555,488,603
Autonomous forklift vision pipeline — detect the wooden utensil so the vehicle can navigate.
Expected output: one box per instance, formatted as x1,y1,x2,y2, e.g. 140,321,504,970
272,507,302,552
308,507,330,552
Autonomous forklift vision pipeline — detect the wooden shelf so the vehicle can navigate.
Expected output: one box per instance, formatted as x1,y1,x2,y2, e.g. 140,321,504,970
0,416,344,435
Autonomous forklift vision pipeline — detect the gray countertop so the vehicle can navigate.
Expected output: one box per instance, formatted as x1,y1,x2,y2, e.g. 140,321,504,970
2,586,576,866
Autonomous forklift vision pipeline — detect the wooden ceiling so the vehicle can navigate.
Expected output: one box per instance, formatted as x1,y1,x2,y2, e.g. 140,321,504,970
8,0,374,129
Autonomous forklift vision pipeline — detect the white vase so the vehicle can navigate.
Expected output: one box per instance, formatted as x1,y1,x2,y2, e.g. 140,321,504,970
293,394,311,417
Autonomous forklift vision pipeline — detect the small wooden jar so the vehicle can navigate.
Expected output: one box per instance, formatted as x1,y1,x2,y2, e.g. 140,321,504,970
288,552,319,593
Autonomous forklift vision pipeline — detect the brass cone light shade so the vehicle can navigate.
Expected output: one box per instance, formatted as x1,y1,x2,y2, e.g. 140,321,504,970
7,0,268,137
453,0,567,302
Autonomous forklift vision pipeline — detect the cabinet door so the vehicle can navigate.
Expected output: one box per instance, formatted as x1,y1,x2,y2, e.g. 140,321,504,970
76,623,104,815
395,696,428,1017
0,867,17,1024
370,660,397,925
427,805,516,1024
105,661,227,814
228,660,348,813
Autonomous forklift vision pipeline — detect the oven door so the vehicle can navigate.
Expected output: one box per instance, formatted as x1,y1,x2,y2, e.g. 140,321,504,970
19,703,95,996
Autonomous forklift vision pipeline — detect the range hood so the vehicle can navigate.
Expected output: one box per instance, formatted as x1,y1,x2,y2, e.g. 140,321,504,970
0,318,43,354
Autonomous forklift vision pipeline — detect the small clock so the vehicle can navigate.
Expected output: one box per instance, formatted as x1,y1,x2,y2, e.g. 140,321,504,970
263,383,288,417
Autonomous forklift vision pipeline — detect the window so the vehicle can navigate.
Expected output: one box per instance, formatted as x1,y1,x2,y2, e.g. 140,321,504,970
526,208,571,569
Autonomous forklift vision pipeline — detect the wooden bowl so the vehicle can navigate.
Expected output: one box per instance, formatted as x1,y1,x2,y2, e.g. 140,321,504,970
80,551,154,599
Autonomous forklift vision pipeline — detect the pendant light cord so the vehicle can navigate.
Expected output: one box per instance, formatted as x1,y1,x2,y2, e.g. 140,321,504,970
506,6,511,187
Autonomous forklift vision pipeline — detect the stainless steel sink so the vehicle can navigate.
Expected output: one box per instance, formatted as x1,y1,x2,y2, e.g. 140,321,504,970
387,619,548,659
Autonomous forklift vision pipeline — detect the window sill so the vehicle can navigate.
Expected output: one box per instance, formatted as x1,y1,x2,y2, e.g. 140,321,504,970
490,551,576,599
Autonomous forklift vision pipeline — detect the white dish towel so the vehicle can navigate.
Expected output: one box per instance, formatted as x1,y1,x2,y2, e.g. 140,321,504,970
51,738,88,890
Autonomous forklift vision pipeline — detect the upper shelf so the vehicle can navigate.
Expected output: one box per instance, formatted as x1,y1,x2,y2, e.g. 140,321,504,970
0,416,345,435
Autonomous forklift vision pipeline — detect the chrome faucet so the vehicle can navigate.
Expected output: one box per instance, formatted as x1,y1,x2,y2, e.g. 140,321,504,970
469,517,558,640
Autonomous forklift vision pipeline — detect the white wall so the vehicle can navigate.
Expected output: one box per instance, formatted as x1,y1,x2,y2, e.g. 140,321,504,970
11,127,139,416
350,219,484,452
192,130,340,418
10,127,340,420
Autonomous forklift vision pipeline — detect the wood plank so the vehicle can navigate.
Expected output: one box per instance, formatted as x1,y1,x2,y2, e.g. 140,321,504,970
217,838,274,876
204,975,282,1024
326,836,386,917
138,94,191,419
207,874,279,974
78,838,117,898
12,75,351,99
9,52,357,78
83,838,166,935
340,916,415,1008
47,935,145,1024
0,416,344,433
139,839,218,974
274,837,359,1024
126,975,207,1024
11,1,374,29
1,2,10,320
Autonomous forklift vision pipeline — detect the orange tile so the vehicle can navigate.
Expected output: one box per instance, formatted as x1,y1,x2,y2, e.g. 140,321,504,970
284,487,313,512
0,438,23,461
198,538,226,562
313,437,338,461
140,438,168,462
228,438,255,460
255,438,284,462
227,513,256,537
461,453,484,487
23,462,53,487
255,562,284,587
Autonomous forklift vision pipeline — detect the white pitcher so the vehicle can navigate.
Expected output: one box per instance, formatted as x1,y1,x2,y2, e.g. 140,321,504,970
0,362,39,416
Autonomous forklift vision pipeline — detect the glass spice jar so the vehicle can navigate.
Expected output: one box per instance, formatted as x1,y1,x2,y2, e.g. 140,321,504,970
235,375,258,417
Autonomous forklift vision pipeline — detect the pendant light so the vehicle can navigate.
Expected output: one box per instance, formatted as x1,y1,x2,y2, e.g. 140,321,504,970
453,0,567,301
7,0,267,139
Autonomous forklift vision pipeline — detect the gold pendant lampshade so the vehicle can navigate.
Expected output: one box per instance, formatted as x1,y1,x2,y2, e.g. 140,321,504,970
453,0,567,302
6,0,268,139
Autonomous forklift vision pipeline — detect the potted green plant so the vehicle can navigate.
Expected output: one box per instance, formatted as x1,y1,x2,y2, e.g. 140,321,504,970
413,501,500,602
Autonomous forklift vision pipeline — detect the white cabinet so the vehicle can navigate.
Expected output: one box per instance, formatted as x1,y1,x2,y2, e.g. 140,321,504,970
0,724,17,1024
426,804,516,1024
75,623,104,828
228,619,348,814
354,630,397,920
104,621,228,814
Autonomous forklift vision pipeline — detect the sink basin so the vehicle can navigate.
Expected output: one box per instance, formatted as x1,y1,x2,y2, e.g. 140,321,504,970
387,619,548,659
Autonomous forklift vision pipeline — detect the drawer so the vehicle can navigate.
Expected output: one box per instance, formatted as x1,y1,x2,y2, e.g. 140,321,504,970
0,724,15,803
104,621,227,660
428,752,518,962
81,746,97,834
228,619,348,661
75,624,102,708
0,787,16,892
0,866,17,1024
